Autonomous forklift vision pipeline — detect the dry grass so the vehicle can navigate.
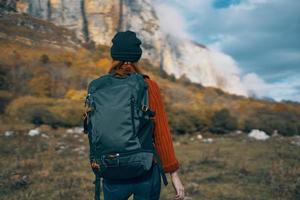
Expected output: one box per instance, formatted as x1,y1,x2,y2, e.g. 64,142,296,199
0,125,299,200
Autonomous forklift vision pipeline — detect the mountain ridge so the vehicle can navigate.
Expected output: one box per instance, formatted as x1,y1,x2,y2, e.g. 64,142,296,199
15,0,250,97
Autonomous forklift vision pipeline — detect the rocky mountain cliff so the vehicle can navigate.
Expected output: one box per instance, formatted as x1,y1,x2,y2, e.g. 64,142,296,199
15,0,248,96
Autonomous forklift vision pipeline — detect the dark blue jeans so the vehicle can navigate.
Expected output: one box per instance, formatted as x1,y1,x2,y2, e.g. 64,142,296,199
102,163,161,200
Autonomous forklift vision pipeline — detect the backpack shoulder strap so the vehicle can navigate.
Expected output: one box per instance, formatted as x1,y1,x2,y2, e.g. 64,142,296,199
94,173,101,200
88,74,111,94
142,76,168,186
153,147,169,186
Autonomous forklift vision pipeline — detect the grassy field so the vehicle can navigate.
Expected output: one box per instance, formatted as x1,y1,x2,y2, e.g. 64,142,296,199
0,124,299,200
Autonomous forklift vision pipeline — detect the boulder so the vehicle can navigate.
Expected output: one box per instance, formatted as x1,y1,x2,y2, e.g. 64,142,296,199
248,129,270,140
28,128,40,137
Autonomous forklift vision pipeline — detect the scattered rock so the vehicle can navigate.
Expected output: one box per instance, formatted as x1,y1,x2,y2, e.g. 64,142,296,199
78,146,85,151
272,130,281,137
228,130,244,136
41,133,49,139
55,142,67,153
190,137,195,142
73,146,86,155
291,135,300,146
66,129,73,134
291,140,300,146
248,129,270,140
66,127,84,134
78,138,84,143
196,134,203,140
174,141,181,146
28,128,40,137
202,138,213,143
4,130,14,137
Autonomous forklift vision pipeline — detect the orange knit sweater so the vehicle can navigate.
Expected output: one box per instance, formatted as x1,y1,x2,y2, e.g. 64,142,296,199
144,75,180,173
114,65,180,173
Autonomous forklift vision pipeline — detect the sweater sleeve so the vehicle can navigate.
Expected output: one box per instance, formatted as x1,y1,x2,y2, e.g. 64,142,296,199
145,78,180,173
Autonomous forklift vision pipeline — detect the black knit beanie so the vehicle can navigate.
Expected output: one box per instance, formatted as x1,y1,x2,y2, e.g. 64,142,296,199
110,30,142,62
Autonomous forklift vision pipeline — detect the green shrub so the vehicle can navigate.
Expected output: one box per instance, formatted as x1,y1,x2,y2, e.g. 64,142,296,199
22,105,61,126
0,91,13,114
5,96,84,127
210,108,238,134
167,108,205,134
243,108,300,136
0,64,9,90
40,54,50,64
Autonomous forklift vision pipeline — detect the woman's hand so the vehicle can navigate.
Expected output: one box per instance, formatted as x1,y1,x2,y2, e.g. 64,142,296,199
170,170,185,200
91,161,100,170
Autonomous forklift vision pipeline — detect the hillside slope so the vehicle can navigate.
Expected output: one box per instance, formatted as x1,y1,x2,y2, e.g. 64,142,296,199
16,0,249,96
0,12,300,136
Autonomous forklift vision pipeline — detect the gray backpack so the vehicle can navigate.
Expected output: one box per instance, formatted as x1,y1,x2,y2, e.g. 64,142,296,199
83,71,168,200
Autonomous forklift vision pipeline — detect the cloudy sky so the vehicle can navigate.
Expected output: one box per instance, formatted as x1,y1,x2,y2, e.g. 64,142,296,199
154,0,300,102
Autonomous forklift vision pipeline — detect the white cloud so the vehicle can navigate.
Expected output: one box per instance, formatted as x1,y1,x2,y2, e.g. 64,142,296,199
209,50,248,96
240,72,300,102
242,73,270,97
153,3,191,39
266,75,300,101
231,0,270,10
154,0,300,102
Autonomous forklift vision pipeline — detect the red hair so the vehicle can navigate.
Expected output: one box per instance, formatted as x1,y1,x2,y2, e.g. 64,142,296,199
108,60,143,76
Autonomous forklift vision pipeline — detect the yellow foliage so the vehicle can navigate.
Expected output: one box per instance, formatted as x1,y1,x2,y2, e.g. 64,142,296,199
28,74,52,97
65,89,87,101
95,58,111,71
272,103,287,112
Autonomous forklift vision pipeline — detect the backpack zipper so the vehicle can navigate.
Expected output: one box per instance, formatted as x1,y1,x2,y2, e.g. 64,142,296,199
87,93,98,160
130,95,136,137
